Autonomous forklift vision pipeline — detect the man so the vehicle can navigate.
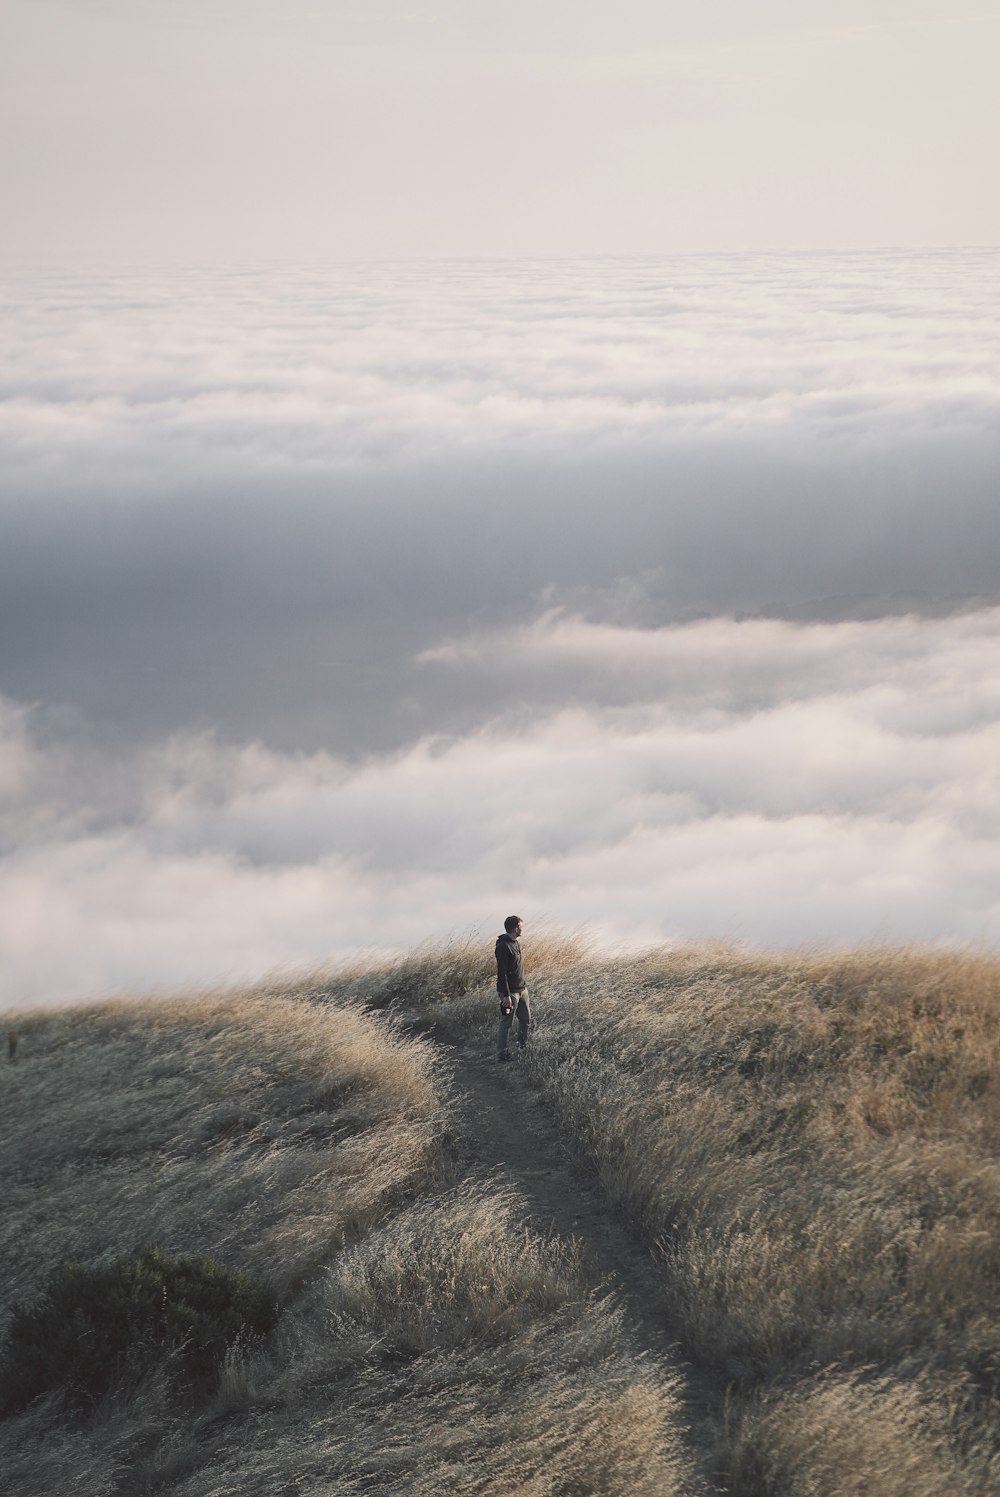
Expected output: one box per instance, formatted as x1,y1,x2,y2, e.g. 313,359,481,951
495,914,529,1062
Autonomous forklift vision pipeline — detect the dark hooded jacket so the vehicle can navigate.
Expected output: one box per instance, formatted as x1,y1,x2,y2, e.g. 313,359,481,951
495,933,526,997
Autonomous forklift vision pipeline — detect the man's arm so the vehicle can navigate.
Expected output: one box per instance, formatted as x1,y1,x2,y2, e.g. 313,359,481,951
497,941,514,1012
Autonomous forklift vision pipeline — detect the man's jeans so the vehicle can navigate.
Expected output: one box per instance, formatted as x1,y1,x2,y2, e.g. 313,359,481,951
497,991,530,1058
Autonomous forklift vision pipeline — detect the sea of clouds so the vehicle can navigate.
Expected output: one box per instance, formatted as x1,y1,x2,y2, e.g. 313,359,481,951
1,252,998,1005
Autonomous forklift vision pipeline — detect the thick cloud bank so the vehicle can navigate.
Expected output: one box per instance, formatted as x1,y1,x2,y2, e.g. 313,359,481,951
2,607,999,1007
3,252,998,750
1,254,997,1002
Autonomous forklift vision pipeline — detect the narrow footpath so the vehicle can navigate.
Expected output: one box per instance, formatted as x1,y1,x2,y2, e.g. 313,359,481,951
399,1013,726,1496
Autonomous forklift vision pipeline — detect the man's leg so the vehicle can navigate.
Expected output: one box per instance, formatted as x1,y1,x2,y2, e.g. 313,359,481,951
515,991,530,1050
497,1004,515,1060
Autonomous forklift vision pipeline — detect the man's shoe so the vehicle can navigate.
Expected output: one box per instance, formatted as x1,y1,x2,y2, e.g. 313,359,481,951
497,1053,512,1064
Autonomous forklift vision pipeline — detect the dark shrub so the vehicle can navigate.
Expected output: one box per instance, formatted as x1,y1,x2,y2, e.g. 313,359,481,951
0,1244,277,1414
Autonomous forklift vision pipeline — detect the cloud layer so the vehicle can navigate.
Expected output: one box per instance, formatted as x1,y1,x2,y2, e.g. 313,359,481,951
1,255,998,1003
4,253,997,465
2,254,998,757
3,607,999,1007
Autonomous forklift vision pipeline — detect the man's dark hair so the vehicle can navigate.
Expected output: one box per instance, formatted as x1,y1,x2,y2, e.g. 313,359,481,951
504,915,521,934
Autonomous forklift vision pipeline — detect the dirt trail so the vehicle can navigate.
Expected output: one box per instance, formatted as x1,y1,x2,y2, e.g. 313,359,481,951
400,1014,725,1493
449,1038,675,1350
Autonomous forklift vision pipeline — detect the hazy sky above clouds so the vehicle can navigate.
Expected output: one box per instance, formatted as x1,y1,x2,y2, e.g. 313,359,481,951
1,1,998,259
1,0,998,1003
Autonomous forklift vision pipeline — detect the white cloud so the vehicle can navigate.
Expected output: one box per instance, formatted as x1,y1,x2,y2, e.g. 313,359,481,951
3,606,999,1008
2,255,997,475
1,257,998,1005
421,606,1000,726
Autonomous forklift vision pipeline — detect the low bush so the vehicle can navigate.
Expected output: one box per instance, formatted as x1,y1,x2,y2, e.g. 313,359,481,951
0,1244,277,1414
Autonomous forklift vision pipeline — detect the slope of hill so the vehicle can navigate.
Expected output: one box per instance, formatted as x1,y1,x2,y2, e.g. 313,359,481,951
0,981,693,1496
314,938,999,1496
4,938,998,1495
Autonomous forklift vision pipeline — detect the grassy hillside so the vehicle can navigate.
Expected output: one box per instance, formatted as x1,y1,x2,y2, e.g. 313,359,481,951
4,938,998,1495
0,983,690,1496
312,937,1000,1496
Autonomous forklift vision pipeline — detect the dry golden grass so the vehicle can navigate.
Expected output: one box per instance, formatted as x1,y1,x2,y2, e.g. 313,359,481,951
721,1367,976,1497
8,934,997,1494
304,926,593,1013
399,937,1000,1496
2,987,441,1306
166,1186,691,1496
0,978,691,1496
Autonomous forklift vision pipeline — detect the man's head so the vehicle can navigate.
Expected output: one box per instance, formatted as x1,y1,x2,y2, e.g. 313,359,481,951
504,915,523,937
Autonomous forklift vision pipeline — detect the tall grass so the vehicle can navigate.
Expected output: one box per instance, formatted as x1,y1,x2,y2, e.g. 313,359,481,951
0,978,693,1495
400,938,1000,1496
2,988,441,1305
10,933,995,1494
303,926,592,1013
182,1186,692,1496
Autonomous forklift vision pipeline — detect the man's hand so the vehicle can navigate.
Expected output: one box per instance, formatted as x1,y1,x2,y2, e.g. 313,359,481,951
500,998,514,1016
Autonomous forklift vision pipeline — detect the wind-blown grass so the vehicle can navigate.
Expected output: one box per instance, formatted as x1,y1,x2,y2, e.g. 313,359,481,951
386,937,1000,1497
0,978,692,1496
309,926,592,1012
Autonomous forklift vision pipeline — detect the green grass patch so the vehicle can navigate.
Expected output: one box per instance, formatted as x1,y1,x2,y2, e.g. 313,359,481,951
1,1244,277,1415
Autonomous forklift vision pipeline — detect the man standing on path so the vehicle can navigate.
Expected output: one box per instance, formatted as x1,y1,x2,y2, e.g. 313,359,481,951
496,914,529,1062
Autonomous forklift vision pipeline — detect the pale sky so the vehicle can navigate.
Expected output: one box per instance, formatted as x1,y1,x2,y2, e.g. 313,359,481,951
2,0,998,260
